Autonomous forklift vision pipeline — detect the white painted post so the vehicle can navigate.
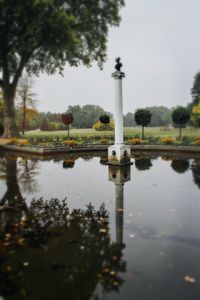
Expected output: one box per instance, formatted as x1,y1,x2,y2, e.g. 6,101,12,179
108,58,131,165
114,76,124,145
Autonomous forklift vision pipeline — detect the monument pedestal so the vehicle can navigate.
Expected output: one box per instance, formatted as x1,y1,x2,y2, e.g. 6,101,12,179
108,144,131,166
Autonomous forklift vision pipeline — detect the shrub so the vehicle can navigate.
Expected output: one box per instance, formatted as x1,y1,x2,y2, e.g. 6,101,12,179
17,139,29,146
128,138,142,145
8,138,29,146
193,138,200,145
8,138,17,145
160,137,176,144
99,139,109,144
62,140,78,147
93,120,114,131
40,117,49,131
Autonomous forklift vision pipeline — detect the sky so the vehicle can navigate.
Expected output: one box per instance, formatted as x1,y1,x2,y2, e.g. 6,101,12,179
35,0,200,114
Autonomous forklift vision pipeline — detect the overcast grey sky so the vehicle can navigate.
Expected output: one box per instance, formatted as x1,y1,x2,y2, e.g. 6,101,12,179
35,0,200,114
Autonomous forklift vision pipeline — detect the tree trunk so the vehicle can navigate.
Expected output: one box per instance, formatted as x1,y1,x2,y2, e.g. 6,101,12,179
179,126,182,139
22,98,26,135
2,87,19,138
67,124,69,139
142,126,144,140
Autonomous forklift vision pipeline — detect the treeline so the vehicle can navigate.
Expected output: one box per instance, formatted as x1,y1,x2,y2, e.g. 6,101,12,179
1,101,192,133
40,105,173,130
124,106,172,127
15,105,175,131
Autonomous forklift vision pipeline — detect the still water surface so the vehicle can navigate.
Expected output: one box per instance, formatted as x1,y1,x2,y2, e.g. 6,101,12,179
0,152,200,300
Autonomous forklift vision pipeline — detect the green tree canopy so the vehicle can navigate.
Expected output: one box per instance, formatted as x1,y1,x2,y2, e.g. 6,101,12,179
134,109,152,139
171,159,190,174
99,114,110,124
67,105,110,128
0,0,124,137
171,106,190,138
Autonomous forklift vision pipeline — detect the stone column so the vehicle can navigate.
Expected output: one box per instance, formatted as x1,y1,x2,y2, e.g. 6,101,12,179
108,58,131,166
113,72,125,145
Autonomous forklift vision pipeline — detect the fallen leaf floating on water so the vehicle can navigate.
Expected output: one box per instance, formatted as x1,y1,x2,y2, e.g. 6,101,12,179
129,234,135,238
110,271,116,276
128,213,133,217
184,275,196,284
99,229,107,234
112,256,118,260
102,268,110,273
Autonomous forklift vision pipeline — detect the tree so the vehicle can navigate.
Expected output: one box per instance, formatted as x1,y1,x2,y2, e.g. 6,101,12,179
100,114,110,124
99,114,111,137
144,106,172,127
0,0,124,138
172,107,190,139
191,72,200,104
67,105,109,128
123,112,136,127
191,160,200,189
40,117,49,131
171,159,190,174
134,109,152,139
135,158,152,171
16,74,37,135
61,113,74,138
93,119,114,131
191,101,200,127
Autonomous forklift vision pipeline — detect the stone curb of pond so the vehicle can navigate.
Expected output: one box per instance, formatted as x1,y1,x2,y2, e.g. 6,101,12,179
0,143,200,156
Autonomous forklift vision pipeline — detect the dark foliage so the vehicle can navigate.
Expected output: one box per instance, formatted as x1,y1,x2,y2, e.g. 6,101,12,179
135,158,152,171
99,114,110,124
40,117,49,131
61,113,74,125
172,107,190,138
135,109,152,127
171,159,190,174
191,72,200,104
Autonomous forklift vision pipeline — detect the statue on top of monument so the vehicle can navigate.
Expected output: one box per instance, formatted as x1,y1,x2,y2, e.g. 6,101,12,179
115,57,122,72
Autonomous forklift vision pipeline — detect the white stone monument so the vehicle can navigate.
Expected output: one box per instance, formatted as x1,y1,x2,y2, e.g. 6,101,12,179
108,58,131,165
108,165,131,244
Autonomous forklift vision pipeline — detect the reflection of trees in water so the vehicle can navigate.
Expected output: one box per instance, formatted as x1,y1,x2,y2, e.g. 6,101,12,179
171,159,190,174
0,155,39,204
135,158,152,171
191,160,200,189
0,199,126,300
0,156,25,207
100,154,108,165
63,155,78,169
18,157,39,193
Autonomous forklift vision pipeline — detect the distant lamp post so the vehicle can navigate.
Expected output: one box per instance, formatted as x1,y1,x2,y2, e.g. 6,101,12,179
108,58,131,165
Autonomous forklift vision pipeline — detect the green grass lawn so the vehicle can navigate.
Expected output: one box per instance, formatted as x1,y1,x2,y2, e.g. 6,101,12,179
24,127,200,139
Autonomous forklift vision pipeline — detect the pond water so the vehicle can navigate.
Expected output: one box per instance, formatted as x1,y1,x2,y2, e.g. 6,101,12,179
0,151,200,300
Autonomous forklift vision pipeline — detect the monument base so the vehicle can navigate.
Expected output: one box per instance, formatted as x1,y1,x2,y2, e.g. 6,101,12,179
108,144,132,166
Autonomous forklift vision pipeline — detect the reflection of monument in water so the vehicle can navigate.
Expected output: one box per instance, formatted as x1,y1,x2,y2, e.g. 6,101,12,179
108,165,131,244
